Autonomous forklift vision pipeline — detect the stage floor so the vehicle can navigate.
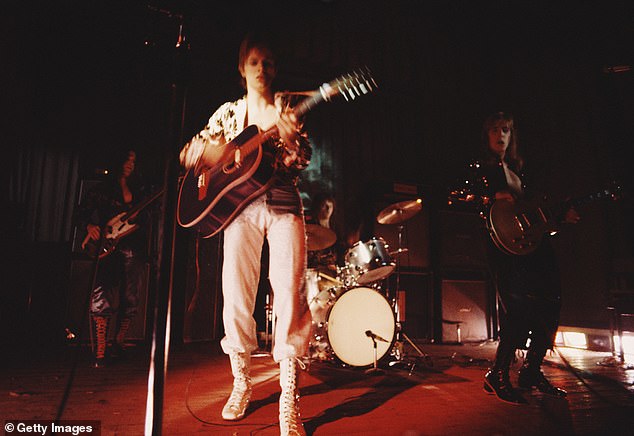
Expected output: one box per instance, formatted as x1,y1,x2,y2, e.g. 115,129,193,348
2,339,633,435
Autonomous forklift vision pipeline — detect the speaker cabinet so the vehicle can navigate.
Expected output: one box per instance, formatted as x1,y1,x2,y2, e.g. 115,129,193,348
441,279,489,343
385,271,433,340
181,232,225,343
438,210,488,271
65,258,150,342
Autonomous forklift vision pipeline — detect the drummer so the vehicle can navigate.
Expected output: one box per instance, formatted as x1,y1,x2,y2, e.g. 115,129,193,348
306,192,341,276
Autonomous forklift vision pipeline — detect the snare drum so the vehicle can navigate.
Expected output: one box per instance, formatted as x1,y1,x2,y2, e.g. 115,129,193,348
326,287,396,367
344,237,396,284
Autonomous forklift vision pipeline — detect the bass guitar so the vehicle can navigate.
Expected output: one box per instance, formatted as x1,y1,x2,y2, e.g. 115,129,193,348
82,188,164,259
487,183,622,255
177,68,377,238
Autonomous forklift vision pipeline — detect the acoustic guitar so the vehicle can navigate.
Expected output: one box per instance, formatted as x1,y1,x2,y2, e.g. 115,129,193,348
177,68,377,238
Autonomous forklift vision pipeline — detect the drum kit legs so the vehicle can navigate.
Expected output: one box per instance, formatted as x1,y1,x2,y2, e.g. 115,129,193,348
301,198,432,373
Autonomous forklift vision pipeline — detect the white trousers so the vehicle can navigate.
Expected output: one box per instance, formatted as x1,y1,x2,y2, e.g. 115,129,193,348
220,196,311,362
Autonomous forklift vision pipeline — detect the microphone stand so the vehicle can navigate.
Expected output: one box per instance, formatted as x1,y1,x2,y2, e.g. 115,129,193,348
145,10,190,435
364,334,384,376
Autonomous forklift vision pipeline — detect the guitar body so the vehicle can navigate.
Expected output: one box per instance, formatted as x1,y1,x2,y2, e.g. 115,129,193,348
177,125,278,238
81,188,164,259
486,184,621,256
486,197,555,256
82,212,142,259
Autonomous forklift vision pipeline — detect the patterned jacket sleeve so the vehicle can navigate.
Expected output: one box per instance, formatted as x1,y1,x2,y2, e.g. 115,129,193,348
179,101,234,169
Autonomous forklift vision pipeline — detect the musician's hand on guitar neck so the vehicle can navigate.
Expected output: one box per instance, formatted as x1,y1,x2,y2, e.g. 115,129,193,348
81,224,101,249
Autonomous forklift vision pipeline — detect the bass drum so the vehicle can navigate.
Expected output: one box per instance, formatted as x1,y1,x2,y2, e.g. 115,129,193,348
326,287,396,367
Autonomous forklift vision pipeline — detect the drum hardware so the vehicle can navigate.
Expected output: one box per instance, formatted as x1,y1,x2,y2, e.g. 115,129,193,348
318,272,342,286
376,199,423,226
309,286,396,368
254,290,274,358
344,237,396,285
376,199,429,366
389,247,409,256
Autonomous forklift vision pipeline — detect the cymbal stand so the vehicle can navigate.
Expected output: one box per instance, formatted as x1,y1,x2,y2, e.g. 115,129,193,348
391,224,428,363
254,289,273,357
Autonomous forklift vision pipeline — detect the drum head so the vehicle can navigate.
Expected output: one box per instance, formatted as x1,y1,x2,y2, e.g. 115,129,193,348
326,287,396,367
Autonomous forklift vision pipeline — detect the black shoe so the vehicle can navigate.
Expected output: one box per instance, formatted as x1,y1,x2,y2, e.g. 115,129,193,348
518,369,567,398
484,369,528,405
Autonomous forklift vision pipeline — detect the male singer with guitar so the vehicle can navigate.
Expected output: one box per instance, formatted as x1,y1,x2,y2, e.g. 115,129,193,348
450,112,579,404
77,149,149,368
179,32,311,436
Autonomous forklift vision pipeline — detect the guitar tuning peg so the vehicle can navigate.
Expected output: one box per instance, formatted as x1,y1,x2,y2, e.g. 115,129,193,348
335,79,349,102
348,74,361,97
351,71,368,95
343,76,356,100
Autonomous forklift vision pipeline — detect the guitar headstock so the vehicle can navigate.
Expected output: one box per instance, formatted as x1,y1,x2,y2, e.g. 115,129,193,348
319,67,378,102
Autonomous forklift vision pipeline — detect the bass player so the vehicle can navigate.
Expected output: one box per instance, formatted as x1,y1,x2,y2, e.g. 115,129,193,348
77,149,149,368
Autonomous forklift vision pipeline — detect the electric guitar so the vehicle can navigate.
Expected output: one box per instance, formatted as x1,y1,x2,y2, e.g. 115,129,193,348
487,183,622,255
81,188,164,259
177,68,378,238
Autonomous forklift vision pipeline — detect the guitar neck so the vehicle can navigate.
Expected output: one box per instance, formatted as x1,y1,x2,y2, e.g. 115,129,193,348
120,189,164,222
563,186,620,211
214,68,377,169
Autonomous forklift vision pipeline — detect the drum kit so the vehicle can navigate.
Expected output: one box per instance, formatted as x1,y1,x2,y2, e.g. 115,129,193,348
304,198,427,371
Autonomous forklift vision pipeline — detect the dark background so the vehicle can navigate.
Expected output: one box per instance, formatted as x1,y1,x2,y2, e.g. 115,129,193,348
3,1,633,348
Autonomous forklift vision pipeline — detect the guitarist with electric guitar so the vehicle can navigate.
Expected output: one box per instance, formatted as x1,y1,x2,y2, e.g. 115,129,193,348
178,32,376,433
449,112,583,405
76,149,154,367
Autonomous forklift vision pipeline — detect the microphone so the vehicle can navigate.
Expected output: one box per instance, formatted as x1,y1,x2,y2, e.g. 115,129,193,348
365,330,388,343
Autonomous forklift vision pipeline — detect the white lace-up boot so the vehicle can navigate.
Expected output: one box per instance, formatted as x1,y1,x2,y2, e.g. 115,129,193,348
279,358,306,436
221,352,252,420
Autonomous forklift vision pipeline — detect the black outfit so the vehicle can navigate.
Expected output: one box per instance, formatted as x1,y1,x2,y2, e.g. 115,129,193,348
77,176,149,363
452,155,567,401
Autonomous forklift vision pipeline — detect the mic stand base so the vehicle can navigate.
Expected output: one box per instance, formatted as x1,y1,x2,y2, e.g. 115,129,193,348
364,367,385,376
365,337,384,376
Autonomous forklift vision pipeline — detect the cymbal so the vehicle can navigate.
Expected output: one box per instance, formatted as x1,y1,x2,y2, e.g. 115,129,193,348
305,224,337,251
389,248,409,256
376,199,423,225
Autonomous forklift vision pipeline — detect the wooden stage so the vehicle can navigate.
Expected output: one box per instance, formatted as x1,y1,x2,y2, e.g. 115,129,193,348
2,339,633,435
